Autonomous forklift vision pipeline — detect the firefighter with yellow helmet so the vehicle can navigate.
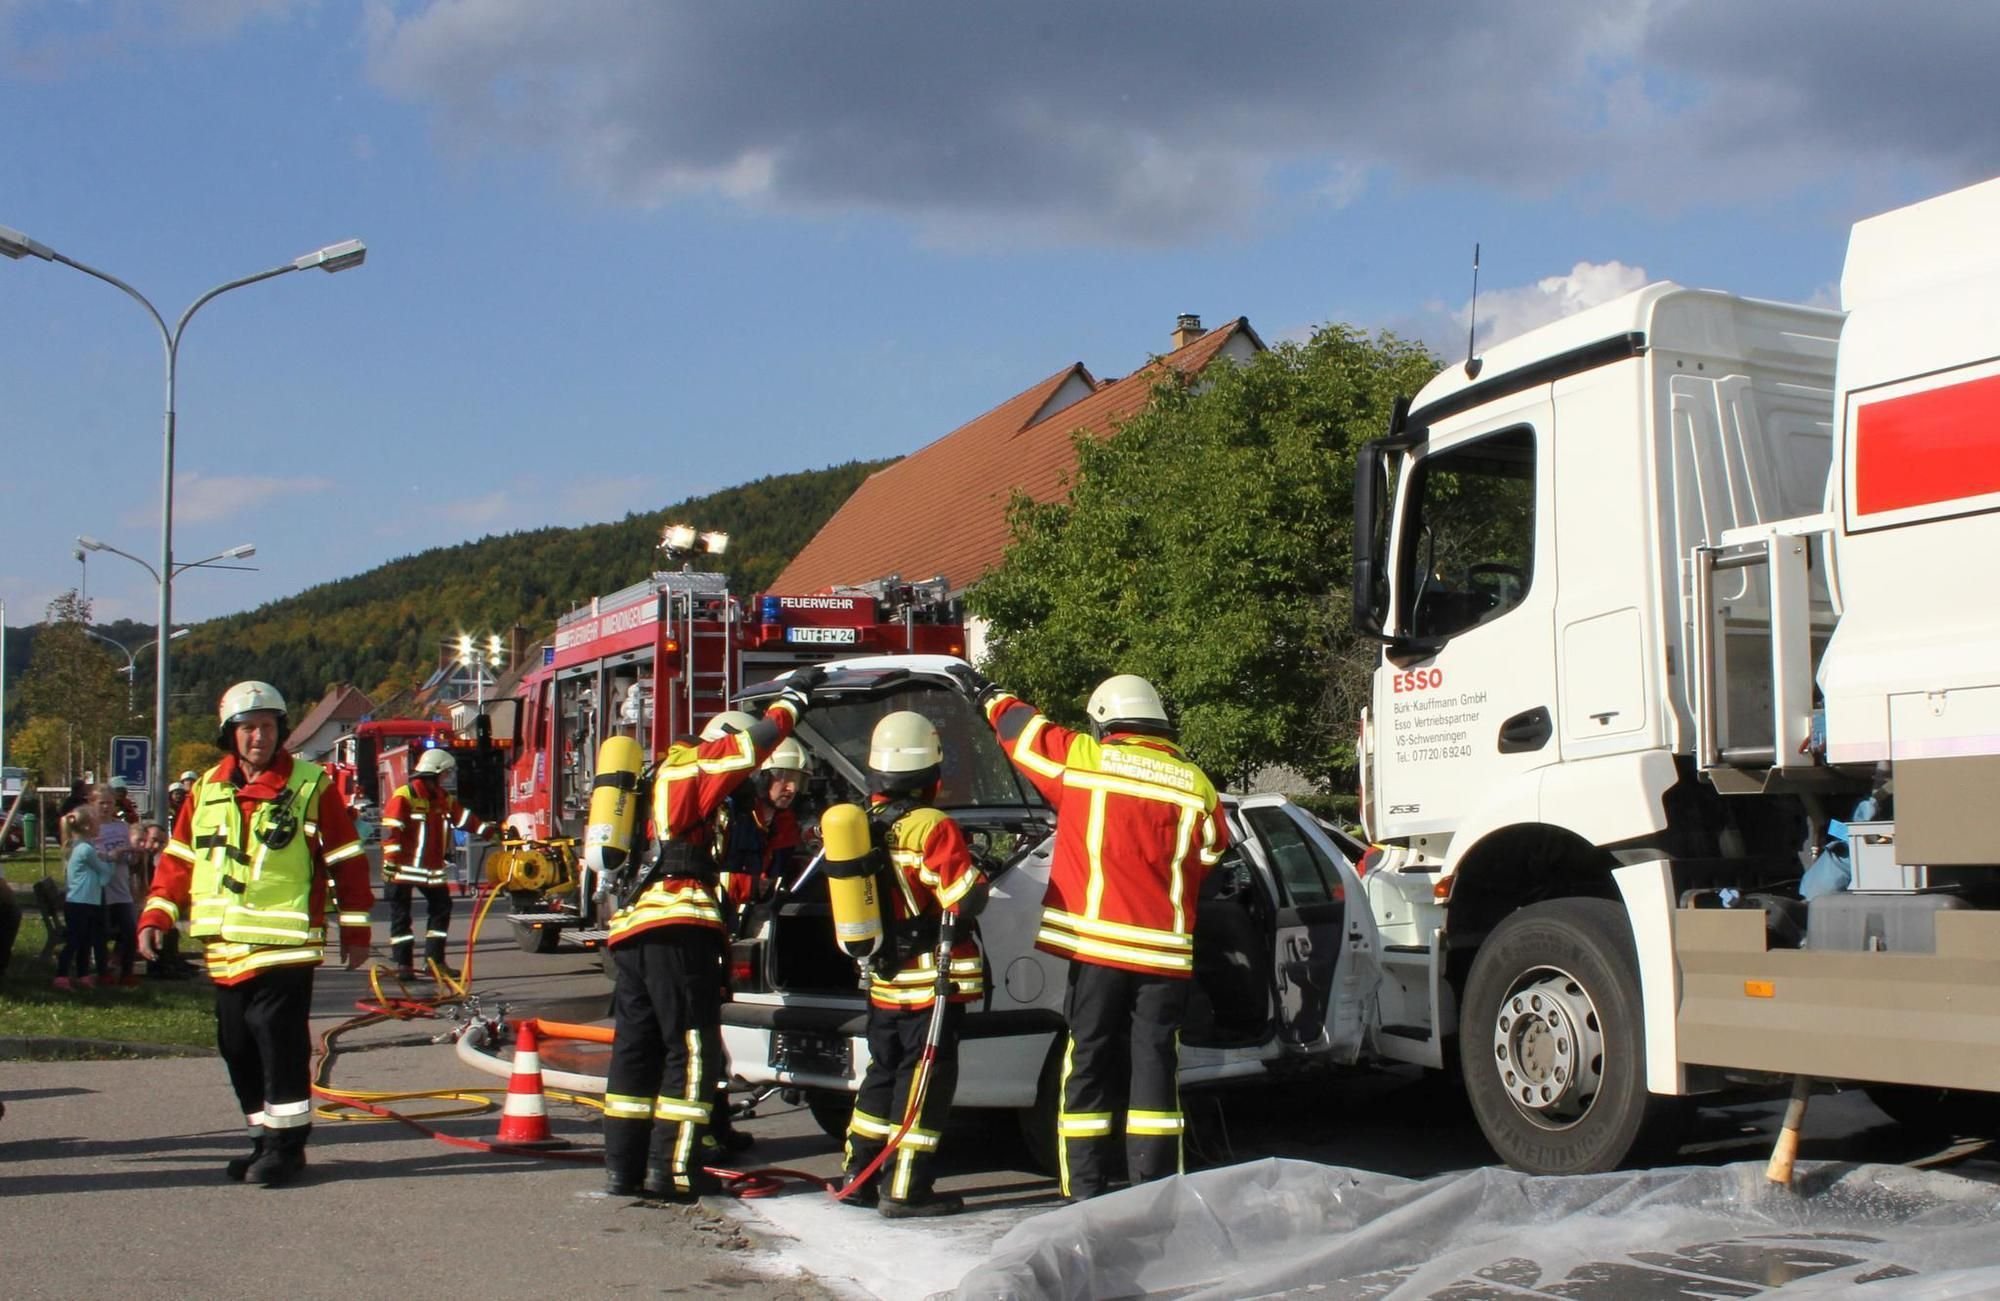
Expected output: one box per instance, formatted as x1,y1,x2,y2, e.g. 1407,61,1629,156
956,667,1226,1201
138,680,373,1186
600,666,823,1201
380,746,494,980
839,710,987,1217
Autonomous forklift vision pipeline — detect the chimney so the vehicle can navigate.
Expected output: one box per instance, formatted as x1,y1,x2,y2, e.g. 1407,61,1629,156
1172,313,1203,350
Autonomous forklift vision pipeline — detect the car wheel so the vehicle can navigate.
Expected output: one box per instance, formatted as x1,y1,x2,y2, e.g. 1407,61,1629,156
1865,1085,1998,1141
807,1089,854,1140
1461,896,1680,1174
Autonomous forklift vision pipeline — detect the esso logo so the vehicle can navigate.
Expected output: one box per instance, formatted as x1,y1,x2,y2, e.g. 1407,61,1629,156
1392,668,1445,694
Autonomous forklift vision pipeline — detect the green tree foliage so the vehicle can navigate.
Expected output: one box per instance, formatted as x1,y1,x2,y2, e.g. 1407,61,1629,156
13,592,130,786
166,460,889,719
971,325,1439,792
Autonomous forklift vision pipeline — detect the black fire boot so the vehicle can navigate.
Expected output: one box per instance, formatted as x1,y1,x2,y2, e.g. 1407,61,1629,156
224,1131,267,1183
879,1190,965,1218
245,1126,309,1187
424,936,461,980
641,1126,724,1202
603,1117,651,1197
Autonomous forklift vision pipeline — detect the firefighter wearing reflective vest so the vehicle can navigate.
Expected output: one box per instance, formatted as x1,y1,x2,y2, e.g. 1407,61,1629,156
956,668,1226,1201
601,666,821,1201
380,748,493,980
840,711,986,1218
138,681,373,1187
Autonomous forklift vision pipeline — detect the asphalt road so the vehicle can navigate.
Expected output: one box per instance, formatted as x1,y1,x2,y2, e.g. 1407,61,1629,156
4,892,1994,1300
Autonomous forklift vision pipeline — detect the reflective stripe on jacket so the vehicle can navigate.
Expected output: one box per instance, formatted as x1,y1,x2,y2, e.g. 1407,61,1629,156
381,779,491,885
865,802,985,1011
985,693,1226,976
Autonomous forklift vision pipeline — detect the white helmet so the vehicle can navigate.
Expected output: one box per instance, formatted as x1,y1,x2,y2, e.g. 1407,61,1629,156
414,748,457,778
217,680,288,749
179,770,198,783
1086,674,1172,736
868,711,942,775
761,737,810,774
701,710,757,742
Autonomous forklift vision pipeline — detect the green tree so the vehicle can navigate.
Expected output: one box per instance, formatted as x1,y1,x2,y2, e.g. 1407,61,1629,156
970,324,1439,792
9,714,73,787
14,592,130,786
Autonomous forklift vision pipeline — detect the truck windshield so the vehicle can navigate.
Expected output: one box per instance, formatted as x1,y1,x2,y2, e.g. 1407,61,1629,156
1399,425,1537,641
801,681,1047,812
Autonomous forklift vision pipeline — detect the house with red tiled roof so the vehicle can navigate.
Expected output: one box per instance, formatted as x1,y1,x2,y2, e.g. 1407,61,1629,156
771,314,1265,654
286,683,375,762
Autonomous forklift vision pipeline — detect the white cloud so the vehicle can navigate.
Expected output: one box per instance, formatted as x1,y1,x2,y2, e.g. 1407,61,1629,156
441,491,511,527
122,472,335,528
1468,261,1653,351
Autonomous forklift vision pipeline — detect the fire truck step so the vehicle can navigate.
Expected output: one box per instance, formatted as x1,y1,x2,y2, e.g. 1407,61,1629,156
508,913,579,925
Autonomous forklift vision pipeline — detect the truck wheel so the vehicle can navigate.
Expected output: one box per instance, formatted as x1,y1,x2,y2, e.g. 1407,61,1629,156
1865,1085,1998,1141
807,1090,853,1140
514,920,561,955
1461,896,1676,1174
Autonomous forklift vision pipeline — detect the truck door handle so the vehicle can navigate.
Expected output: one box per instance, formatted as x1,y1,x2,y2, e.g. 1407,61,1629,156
1498,706,1552,754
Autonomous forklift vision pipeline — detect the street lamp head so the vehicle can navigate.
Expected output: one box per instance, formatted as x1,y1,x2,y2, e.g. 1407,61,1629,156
169,628,191,642
78,535,107,552
0,223,55,261
294,239,366,274
222,543,256,560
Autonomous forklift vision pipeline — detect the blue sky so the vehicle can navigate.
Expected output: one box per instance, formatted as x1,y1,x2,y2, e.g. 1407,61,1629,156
3,1,1995,630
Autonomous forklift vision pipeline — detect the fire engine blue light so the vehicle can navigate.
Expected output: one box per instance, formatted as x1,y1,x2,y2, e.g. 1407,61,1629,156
761,595,782,624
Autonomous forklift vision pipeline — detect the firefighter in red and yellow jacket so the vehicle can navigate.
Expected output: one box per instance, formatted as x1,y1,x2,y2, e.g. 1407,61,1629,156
716,737,810,926
601,666,821,1200
840,711,987,1218
957,668,1227,1201
380,747,493,980
138,681,373,1187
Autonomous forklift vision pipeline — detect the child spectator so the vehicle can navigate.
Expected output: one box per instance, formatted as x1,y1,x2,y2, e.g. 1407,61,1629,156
93,783,143,987
56,806,114,991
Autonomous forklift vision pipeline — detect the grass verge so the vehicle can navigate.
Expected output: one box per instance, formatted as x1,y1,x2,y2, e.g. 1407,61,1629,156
1,915,215,1055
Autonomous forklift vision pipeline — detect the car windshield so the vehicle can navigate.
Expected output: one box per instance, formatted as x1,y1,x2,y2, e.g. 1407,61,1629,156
770,673,1047,813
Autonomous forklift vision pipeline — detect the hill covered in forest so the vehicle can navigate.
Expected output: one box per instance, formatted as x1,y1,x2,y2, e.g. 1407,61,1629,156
169,459,890,711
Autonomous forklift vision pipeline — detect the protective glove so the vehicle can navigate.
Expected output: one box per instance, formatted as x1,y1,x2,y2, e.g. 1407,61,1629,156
947,664,1002,709
777,664,828,714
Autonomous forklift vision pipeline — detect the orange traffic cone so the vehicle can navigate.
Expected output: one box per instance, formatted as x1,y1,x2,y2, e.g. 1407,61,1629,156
495,1020,566,1147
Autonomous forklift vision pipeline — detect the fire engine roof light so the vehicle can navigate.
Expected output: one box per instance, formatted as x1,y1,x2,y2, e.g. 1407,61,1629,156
698,530,729,556
661,523,697,551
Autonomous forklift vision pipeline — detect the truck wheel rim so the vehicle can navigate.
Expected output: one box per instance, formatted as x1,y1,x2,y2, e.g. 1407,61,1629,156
1490,965,1605,1127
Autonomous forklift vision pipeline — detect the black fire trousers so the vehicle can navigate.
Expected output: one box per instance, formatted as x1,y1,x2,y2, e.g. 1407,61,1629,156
604,927,725,1194
216,964,316,1145
845,1000,964,1204
387,884,453,969
1058,961,1191,1200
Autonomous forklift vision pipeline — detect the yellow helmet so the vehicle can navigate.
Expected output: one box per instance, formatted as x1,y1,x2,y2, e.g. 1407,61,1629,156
1086,674,1171,736
868,711,941,775
761,737,810,774
216,680,288,749
701,710,757,742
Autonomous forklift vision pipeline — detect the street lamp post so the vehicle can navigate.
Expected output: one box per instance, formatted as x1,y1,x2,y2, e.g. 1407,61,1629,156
3,225,365,818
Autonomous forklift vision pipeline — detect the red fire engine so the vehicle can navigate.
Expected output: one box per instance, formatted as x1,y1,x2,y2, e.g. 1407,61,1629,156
327,718,454,812
497,569,964,951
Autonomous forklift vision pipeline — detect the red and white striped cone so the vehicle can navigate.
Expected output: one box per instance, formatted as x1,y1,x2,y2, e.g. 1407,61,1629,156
495,1020,566,1147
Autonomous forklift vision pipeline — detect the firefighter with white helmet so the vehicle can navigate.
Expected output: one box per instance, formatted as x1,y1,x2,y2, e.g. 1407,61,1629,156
839,710,987,1218
955,665,1226,1201
137,680,373,1186
379,745,494,981
717,737,813,923
601,666,824,1201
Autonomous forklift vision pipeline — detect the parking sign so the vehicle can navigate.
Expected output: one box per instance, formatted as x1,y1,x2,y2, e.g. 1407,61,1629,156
110,735,152,789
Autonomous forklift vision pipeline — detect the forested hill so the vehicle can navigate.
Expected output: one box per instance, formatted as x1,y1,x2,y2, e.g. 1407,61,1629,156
172,459,890,710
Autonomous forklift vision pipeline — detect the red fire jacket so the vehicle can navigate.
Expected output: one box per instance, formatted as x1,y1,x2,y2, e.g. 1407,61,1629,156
380,777,493,886
607,698,799,946
984,692,1227,977
866,799,985,1011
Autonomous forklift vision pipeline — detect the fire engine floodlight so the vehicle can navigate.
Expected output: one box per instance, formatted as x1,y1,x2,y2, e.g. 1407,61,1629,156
486,632,504,664
293,238,367,274
0,223,55,261
456,633,474,661
661,523,697,552
699,530,729,556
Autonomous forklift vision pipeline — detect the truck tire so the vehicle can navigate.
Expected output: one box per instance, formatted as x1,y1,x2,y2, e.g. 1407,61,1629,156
1460,896,1679,1174
807,1089,853,1140
1865,1085,1998,1142
514,919,562,955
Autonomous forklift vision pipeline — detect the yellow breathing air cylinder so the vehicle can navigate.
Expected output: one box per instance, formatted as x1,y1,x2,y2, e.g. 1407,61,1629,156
820,802,885,963
583,735,646,875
